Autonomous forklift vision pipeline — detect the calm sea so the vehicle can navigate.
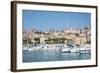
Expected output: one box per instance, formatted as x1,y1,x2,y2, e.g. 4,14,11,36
23,50,91,62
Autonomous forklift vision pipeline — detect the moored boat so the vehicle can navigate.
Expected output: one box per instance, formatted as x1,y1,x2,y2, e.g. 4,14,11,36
70,48,79,53
79,45,91,53
61,47,70,53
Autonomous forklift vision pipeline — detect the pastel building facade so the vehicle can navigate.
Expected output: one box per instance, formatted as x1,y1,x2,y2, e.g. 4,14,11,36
23,25,91,46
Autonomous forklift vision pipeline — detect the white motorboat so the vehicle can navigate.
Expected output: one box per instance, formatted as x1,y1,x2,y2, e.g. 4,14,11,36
70,48,79,53
61,47,70,53
79,45,91,53
23,44,32,50
28,45,43,52
28,47,34,51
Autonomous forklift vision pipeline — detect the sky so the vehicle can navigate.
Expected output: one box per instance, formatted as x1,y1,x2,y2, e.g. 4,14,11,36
23,10,91,32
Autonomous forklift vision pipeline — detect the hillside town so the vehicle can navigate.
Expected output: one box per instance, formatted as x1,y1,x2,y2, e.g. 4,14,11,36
23,25,91,47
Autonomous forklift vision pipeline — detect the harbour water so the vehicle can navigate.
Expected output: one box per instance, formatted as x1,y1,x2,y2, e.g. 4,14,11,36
23,50,91,62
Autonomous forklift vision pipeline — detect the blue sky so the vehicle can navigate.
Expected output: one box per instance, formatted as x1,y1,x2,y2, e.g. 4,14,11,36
23,10,91,32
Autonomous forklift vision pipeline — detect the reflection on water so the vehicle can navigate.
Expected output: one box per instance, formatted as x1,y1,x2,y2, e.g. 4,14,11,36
23,50,91,62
